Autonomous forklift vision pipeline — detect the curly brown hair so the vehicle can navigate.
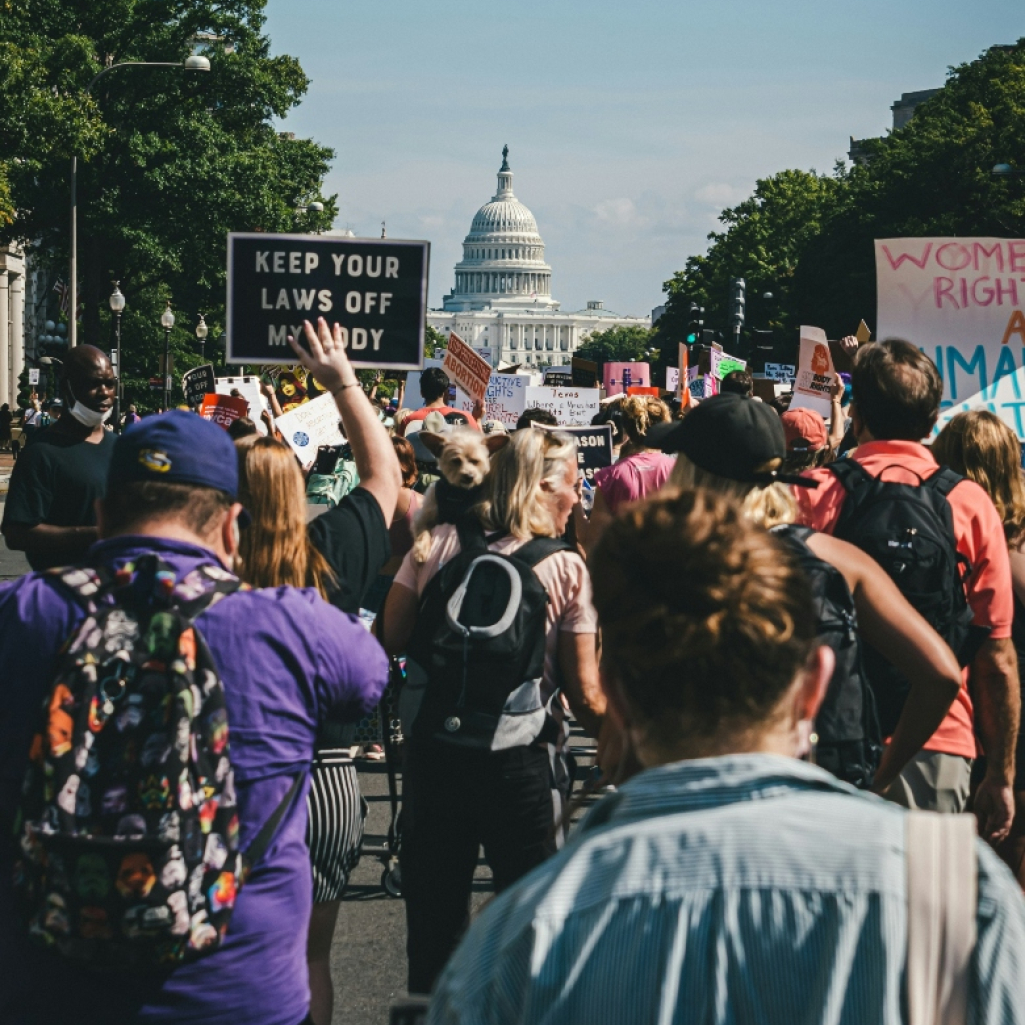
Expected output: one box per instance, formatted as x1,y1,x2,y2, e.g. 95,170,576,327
590,488,817,753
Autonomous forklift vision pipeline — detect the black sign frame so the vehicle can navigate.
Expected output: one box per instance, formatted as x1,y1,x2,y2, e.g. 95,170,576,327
536,423,614,483
181,363,216,408
226,233,430,369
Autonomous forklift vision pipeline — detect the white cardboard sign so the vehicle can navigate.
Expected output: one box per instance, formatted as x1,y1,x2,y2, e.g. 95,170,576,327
789,326,835,418
274,391,346,465
523,386,600,426
215,376,270,436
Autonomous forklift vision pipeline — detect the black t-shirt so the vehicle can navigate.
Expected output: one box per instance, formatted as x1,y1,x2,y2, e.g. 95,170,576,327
1,425,117,570
307,486,391,615
307,487,391,748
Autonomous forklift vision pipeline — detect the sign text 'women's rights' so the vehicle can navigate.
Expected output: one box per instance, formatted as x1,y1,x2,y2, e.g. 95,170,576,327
875,237,1025,437
226,233,430,369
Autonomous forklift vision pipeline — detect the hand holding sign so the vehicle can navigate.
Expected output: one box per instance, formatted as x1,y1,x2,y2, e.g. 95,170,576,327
287,317,359,395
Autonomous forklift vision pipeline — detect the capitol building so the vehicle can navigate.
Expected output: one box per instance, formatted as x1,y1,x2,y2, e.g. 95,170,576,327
427,147,649,367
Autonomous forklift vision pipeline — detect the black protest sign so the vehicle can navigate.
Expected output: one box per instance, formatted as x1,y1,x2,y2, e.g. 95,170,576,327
181,364,216,408
226,233,430,369
571,356,598,388
536,423,614,483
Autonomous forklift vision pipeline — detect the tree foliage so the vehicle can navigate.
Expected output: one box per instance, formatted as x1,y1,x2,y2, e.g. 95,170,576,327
0,0,336,409
660,39,1025,357
575,325,656,373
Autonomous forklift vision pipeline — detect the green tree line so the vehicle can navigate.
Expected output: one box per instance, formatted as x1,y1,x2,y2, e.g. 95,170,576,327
656,39,1025,363
0,0,335,409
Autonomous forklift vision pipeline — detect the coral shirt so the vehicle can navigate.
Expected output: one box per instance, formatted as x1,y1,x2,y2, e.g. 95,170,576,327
795,440,1013,759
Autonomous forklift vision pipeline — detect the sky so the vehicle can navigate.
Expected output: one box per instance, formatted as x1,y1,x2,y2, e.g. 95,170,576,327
265,0,1023,317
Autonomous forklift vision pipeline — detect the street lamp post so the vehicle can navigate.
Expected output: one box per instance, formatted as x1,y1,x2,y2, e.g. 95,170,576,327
195,314,208,362
161,301,175,412
109,281,125,431
69,55,210,347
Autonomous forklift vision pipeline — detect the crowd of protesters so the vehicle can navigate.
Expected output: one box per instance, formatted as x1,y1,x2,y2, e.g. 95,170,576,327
1,318,1025,1024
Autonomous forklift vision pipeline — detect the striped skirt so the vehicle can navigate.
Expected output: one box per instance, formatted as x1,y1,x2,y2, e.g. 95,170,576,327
306,750,367,903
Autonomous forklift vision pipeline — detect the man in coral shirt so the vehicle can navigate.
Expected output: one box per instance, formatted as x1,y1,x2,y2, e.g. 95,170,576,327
796,339,1019,842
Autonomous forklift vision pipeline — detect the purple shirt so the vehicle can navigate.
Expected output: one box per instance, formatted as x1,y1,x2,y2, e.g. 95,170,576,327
0,536,389,1025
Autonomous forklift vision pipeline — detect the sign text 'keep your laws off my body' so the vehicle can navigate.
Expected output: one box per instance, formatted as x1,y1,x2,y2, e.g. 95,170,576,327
226,233,430,368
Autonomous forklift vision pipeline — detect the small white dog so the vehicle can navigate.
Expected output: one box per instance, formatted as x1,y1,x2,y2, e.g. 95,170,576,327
411,428,509,563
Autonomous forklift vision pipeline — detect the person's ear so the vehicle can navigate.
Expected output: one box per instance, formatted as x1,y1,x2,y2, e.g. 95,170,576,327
796,643,834,725
222,504,244,560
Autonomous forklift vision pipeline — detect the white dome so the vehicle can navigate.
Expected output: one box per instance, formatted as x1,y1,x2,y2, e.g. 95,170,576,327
469,199,539,235
443,146,558,312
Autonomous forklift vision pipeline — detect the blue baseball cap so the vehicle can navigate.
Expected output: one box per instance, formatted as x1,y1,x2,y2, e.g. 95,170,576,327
109,410,240,500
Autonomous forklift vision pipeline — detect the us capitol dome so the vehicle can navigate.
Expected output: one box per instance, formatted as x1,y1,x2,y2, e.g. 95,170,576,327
427,146,649,367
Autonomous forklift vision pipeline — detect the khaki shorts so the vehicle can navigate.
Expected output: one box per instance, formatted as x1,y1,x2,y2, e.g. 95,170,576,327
882,750,972,813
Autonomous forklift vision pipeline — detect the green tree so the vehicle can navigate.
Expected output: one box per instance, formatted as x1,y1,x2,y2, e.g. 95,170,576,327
576,325,656,375
657,168,847,361
0,0,336,410
425,324,447,358
792,40,1025,335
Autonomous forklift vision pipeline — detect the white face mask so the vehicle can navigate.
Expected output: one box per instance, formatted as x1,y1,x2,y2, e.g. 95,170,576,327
67,384,112,429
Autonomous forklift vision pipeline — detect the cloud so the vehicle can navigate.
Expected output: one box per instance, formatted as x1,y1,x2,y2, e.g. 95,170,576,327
694,182,748,206
593,198,638,226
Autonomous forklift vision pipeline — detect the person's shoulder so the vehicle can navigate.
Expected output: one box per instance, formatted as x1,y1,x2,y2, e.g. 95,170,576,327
211,583,362,633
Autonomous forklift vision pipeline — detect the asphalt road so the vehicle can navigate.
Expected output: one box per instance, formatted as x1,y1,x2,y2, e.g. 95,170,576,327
0,504,597,1024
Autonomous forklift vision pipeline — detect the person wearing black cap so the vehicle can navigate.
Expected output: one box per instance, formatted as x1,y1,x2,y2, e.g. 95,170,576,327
656,393,961,794
0,409,389,1025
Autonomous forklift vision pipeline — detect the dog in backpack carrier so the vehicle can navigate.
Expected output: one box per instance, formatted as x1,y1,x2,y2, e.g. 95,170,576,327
411,429,509,563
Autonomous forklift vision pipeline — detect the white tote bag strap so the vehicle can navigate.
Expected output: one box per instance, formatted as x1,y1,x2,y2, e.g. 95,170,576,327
905,812,977,1025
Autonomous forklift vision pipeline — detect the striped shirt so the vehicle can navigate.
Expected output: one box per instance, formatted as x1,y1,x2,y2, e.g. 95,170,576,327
428,754,1025,1025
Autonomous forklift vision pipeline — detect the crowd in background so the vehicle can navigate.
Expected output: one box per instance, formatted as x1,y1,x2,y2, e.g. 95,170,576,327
1,319,1024,1024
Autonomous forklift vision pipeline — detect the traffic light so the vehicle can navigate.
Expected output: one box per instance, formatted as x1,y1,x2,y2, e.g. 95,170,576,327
687,303,704,344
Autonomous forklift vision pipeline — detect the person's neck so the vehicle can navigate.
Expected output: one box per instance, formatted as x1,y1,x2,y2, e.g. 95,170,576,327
56,411,105,443
105,522,230,568
632,720,801,769
425,398,446,410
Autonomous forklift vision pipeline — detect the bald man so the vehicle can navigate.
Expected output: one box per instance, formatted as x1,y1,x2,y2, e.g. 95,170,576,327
2,345,117,569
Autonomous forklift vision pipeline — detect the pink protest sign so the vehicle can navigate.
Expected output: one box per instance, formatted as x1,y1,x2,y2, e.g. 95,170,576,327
602,362,650,393
442,332,492,403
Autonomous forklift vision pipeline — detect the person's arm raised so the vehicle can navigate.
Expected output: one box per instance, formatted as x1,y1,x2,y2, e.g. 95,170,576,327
288,318,401,527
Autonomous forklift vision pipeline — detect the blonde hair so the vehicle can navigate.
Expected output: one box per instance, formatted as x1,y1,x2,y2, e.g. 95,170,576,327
669,451,798,529
621,395,670,444
478,428,577,539
235,435,337,598
933,410,1025,548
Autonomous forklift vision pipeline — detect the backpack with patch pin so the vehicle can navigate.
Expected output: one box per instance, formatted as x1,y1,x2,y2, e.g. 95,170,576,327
12,556,300,969
829,460,975,736
772,524,882,788
404,518,572,751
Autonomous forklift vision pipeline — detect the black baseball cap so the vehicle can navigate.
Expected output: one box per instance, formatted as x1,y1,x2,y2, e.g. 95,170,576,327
652,393,817,487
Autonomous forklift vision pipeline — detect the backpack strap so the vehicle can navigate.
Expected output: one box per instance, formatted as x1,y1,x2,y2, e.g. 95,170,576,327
828,458,874,493
512,536,574,570
239,772,306,881
924,465,965,499
906,812,977,1025
772,522,815,546
455,515,489,555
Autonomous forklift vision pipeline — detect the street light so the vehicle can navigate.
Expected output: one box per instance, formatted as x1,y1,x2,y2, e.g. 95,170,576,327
161,301,175,412
195,314,208,362
992,163,1025,178
69,56,210,347
109,282,125,432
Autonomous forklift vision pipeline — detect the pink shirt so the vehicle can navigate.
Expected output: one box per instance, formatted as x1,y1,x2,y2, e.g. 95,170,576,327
593,451,676,515
394,523,598,702
796,440,1013,759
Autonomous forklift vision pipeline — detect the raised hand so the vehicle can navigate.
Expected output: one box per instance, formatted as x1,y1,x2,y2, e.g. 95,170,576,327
287,318,358,395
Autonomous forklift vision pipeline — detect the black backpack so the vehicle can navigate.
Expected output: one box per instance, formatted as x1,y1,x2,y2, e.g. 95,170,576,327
772,524,882,789
829,459,975,736
405,518,571,751
12,557,300,969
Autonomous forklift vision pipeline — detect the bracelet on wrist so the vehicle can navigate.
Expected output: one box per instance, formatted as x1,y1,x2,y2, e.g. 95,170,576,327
332,381,360,396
